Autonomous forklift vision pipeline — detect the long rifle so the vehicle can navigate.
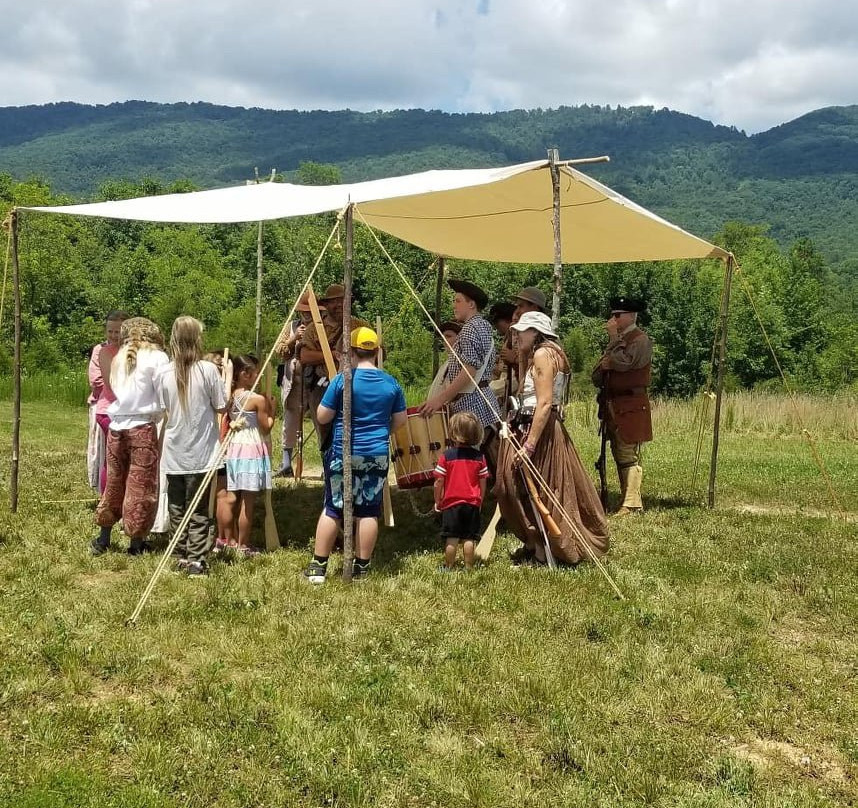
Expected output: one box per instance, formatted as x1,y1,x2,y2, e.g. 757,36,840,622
595,386,609,510
519,461,557,569
596,422,609,510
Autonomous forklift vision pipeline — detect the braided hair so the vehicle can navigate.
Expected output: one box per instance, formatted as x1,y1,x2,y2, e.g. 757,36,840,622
117,317,164,378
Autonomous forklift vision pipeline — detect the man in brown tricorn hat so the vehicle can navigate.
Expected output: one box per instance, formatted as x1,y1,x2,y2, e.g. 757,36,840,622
591,297,653,515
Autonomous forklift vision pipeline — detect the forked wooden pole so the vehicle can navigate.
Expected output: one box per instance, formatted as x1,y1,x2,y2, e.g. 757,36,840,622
708,255,734,508
548,149,563,330
341,204,355,582
10,209,21,513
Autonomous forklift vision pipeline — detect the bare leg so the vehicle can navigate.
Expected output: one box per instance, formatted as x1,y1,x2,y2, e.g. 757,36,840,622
236,491,257,549
462,539,475,570
313,512,341,558
218,486,237,543
355,517,379,561
444,538,459,569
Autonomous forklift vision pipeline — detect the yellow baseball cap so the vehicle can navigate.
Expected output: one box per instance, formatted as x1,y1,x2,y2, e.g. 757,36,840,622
350,326,379,350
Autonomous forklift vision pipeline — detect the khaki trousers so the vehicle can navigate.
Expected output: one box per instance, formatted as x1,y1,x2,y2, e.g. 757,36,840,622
280,367,306,452
606,420,643,510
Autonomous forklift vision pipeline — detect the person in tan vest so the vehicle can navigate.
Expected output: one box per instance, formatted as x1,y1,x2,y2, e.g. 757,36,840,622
591,297,653,516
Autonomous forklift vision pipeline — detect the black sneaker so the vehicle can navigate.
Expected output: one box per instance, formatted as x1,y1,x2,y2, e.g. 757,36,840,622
186,560,208,578
127,539,153,556
352,561,371,582
90,538,110,556
275,466,294,478
303,560,328,584
509,546,535,565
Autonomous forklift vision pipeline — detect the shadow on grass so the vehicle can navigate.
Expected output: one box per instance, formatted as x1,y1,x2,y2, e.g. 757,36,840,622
645,493,701,511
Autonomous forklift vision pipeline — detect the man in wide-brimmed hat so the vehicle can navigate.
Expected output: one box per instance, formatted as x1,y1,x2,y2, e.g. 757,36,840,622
274,290,319,477
420,278,501,475
499,286,548,388
591,296,653,516
300,283,370,449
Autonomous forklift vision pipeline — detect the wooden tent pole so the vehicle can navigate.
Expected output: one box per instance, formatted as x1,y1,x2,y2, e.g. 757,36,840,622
341,204,355,581
253,169,275,358
432,257,445,375
10,209,21,512
708,255,734,508
548,148,563,330
255,220,264,357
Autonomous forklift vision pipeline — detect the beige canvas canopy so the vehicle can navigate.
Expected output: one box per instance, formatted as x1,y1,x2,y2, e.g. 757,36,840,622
26,159,727,264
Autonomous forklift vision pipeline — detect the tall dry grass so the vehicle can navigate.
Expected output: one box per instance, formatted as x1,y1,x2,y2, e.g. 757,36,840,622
566,391,857,441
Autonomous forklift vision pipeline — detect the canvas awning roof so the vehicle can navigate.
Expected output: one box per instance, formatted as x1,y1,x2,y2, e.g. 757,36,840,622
25,159,728,264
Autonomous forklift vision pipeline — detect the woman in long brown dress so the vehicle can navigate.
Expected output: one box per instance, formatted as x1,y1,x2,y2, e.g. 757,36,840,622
494,311,610,564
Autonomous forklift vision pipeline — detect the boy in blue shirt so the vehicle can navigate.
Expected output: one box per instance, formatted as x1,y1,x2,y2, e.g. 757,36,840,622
304,327,407,583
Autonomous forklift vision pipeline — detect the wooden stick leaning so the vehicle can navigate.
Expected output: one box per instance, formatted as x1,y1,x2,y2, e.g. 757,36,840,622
306,285,337,381
474,505,502,561
209,347,230,519
262,365,280,551
375,316,395,527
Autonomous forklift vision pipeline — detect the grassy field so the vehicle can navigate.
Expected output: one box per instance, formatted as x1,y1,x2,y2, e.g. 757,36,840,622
0,395,855,807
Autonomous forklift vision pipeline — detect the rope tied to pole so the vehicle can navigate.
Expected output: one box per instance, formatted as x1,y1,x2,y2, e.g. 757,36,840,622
733,260,847,521
354,205,625,600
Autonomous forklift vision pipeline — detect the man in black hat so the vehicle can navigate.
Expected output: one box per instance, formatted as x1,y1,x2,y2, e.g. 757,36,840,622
591,297,653,515
421,279,501,474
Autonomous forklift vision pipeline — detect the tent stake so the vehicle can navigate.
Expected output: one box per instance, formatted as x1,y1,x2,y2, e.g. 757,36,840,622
9,209,21,513
341,204,355,581
548,148,563,330
432,257,445,376
708,255,734,508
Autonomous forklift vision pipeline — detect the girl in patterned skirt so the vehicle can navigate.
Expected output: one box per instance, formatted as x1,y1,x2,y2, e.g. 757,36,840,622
224,355,276,557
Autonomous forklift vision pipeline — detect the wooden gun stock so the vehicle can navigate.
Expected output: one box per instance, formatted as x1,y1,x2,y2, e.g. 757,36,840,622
520,462,562,538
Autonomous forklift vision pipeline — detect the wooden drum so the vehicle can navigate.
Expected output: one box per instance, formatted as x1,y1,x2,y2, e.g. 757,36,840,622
390,407,450,489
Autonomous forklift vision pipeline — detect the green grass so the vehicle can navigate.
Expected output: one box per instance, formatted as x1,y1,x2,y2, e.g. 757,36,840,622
0,398,855,807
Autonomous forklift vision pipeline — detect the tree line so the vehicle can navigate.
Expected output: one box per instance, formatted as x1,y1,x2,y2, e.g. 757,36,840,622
1,169,856,399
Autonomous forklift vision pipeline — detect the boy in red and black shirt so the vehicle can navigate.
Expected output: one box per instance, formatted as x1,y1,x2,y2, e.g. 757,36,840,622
434,412,489,570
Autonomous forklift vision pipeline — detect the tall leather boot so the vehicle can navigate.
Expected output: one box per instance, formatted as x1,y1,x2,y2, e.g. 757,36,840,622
616,464,643,514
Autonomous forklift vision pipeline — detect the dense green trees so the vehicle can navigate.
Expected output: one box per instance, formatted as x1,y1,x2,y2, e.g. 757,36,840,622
1,174,853,397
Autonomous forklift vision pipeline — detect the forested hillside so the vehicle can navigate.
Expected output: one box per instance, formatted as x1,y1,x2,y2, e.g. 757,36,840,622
0,102,856,395
1,101,858,277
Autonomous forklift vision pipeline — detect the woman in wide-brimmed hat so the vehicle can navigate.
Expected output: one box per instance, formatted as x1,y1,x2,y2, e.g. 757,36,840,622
494,311,610,565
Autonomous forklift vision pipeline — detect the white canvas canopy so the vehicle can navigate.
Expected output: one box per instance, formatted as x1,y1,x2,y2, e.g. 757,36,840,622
26,159,727,264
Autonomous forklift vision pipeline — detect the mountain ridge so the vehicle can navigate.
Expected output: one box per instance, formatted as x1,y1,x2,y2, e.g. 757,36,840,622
1,100,857,273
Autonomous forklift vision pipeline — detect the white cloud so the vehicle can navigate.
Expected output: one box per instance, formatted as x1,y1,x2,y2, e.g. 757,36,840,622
0,0,855,131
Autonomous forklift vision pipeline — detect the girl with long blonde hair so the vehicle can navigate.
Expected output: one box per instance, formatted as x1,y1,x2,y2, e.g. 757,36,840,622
155,317,227,577
93,317,170,555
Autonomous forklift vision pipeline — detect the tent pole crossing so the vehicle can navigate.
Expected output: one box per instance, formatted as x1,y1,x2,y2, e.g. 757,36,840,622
9,209,21,513
548,149,563,330
341,204,355,581
708,255,734,508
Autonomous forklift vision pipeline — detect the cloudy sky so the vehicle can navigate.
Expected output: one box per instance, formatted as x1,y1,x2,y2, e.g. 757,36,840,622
3,0,857,132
